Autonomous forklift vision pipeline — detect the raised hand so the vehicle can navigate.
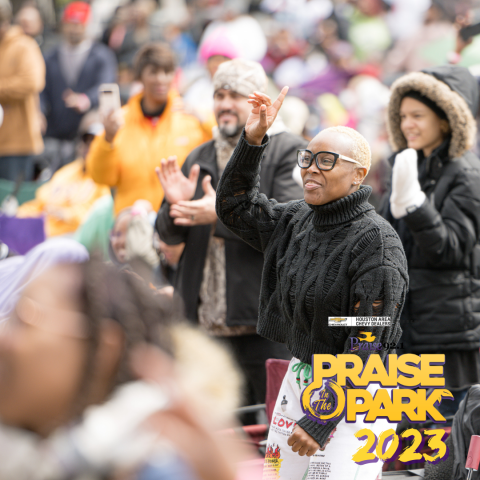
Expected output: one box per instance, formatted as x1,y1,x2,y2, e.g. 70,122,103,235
103,109,124,144
245,86,289,146
169,175,217,226
390,148,426,219
155,157,200,205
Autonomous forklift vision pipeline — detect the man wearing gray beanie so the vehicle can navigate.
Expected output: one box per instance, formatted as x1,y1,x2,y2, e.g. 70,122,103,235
156,58,307,417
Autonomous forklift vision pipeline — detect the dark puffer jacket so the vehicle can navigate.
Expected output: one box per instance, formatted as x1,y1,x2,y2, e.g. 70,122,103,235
380,65,480,353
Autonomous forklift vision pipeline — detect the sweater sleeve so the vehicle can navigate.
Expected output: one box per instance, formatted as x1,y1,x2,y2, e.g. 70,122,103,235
402,167,480,267
85,134,120,187
215,130,291,253
298,233,408,447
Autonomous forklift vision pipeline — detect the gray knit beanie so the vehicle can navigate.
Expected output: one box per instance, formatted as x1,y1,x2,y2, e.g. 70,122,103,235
213,58,268,98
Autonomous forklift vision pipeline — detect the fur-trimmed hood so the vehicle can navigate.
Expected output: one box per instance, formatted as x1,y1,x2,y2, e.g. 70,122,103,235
387,65,478,159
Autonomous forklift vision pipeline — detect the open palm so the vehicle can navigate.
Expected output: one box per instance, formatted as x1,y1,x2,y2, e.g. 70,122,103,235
155,156,200,205
245,86,289,145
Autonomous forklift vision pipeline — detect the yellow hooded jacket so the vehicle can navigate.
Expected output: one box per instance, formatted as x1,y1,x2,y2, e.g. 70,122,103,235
86,91,211,214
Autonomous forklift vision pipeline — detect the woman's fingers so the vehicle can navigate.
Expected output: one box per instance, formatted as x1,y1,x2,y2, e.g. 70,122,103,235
272,86,289,112
260,104,268,128
298,445,310,457
249,91,272,106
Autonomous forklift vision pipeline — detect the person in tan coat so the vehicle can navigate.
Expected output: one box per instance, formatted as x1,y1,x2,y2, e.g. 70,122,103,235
0,0,45,181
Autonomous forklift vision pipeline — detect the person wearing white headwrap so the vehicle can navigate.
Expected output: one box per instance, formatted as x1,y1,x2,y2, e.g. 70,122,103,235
0,238,89,322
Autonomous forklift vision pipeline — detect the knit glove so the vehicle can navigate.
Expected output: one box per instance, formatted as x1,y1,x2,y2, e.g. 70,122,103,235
390,148,426,219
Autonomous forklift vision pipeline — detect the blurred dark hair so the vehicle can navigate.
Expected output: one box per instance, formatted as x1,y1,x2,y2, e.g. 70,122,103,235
133,42,176,80
73,259,181,408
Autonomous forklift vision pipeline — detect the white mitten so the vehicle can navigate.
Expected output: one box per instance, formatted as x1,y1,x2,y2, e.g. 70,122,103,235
390,148,426,219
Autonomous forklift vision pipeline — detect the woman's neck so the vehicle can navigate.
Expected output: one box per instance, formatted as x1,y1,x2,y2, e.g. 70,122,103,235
422,138,444,159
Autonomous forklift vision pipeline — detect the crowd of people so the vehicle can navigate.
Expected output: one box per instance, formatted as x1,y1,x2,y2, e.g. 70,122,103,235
2,0,480,479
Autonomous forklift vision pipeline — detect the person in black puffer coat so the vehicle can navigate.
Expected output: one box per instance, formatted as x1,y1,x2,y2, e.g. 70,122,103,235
380,65,480,416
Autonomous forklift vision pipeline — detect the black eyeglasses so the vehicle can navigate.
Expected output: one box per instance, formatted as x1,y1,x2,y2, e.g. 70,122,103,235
297,149,362,171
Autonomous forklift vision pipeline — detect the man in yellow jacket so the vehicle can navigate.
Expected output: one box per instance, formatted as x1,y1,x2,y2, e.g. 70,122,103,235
0,0,45,181
86,43,212,215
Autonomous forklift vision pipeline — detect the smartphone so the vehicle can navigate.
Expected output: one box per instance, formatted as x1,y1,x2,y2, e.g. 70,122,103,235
460,22,480,41
98,83,121,117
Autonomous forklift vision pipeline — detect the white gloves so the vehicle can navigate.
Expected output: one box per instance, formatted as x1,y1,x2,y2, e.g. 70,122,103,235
390,148,426,219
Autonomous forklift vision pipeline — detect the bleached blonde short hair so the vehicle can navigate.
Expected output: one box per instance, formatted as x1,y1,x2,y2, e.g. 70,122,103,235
323,126,372,174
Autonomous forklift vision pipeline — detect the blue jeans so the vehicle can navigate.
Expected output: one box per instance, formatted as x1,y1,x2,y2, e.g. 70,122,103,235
0,156,35,182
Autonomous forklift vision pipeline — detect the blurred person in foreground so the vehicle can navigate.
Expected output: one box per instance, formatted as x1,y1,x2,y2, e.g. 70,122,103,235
16,113,111,237
215,87,407,477
380,65,480,418
87,42,211,216
156,59,305,421
0,238,89,322
0,260,244,480
41,1,117,171
0,0,45,181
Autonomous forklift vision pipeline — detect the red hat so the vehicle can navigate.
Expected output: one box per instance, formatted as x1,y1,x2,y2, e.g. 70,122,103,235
62,2,91,24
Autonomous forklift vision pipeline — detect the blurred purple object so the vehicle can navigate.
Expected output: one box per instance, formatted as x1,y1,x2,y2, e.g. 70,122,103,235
0,215,45,255
290,65,351,103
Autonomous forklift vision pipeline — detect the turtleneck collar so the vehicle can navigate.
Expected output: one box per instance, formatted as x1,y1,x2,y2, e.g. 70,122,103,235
308,185,374,227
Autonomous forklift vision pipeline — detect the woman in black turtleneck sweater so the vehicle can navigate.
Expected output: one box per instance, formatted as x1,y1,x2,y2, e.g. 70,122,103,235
216,87,408,479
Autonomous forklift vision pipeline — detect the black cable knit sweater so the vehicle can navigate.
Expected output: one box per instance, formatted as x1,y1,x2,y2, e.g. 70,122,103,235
215,131,409,447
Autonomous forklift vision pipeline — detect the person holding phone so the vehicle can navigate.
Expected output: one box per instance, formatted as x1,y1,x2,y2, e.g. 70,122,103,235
87,42,211,215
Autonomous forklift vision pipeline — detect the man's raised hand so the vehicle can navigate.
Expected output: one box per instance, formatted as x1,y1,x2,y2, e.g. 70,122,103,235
169,175,217,226
245,86,289,146
155,157,200,205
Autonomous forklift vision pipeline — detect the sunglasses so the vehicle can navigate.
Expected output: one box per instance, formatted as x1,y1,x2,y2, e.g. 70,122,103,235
297,149,362,171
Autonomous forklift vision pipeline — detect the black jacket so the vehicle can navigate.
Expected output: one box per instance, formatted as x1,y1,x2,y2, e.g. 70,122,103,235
156,131,306,326
381,65,480,352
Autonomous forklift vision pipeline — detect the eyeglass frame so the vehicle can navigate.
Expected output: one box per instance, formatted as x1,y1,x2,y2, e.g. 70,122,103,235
297,149,363,171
